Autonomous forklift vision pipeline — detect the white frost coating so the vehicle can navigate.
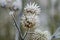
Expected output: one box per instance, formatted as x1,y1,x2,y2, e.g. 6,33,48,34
34,29,51,40
21,2,52,40
12,0,22,10
24,2,41,15
9,11,14,16
21,2,41,29
21,15,40,29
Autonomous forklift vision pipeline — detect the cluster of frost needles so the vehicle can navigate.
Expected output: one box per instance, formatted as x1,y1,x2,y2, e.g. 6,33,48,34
0,0,60,40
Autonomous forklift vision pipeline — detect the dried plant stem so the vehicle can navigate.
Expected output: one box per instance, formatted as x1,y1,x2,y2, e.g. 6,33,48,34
11,14,24,40
12,14,30,40
23,28,30,39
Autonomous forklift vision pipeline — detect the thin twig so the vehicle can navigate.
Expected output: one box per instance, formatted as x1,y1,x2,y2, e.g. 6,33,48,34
11,14,24,40
22,28,30,39
11,11,31,40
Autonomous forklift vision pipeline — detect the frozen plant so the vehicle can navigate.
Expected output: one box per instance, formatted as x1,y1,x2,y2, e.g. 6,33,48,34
0,0,60,40
21,2,60,40
33,29,51,40
21,3,41,39
21,2,41,29
24,2,41,15
31,26,60,40
20,2,41,40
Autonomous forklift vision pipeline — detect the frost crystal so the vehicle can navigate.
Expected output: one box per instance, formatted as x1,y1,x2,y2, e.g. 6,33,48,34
24,2,41,15
21,15,40,28
21,2,40,28
33,29,51,40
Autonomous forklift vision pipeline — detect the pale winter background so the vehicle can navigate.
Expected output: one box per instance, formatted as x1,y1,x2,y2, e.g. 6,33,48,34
0,0,60,40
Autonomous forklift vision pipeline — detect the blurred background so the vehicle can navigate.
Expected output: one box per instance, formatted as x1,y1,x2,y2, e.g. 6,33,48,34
0,0,60,40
